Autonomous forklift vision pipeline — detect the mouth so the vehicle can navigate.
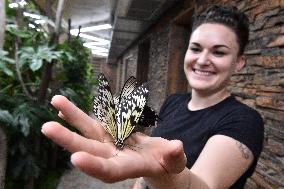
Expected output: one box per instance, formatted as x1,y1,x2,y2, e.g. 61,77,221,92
193,68,216,76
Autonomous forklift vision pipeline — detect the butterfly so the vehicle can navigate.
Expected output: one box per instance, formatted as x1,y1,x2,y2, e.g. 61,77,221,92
93,73,152,149
113,76,160,129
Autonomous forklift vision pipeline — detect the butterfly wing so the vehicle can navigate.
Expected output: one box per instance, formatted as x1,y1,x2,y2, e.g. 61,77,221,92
138,105,160,127
116,83,149,143
93,74,117,140
113,94,120,105
119,76,137,103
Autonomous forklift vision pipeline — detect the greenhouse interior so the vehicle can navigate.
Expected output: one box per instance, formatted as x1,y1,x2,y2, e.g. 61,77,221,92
0,0,283,189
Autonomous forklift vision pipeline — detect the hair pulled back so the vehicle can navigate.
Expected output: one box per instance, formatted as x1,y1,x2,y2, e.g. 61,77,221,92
192,5,249,55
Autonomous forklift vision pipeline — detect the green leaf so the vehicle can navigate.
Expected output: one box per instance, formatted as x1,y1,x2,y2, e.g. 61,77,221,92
29,58,43,71
3,66,14,77
0,109,14,125
0,50,8,56
0,61,14,77
0,50,15,77
63,51,74,61
19,115,30,137
6,25,33,38
0,50,15,64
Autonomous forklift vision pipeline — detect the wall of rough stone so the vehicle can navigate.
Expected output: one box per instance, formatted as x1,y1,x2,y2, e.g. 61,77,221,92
147,26,170,111
103,0,284,188
227,1,284,188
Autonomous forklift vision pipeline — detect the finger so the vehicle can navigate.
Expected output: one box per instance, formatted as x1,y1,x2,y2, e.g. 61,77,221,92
71,152,145,183
161,140,187,173
41,122,114,158
51,95,105,140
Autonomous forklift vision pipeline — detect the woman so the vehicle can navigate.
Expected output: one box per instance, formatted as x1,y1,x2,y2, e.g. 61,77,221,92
42,5,264,189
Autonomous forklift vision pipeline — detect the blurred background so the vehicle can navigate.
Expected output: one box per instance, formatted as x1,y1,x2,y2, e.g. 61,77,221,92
0,0,283,188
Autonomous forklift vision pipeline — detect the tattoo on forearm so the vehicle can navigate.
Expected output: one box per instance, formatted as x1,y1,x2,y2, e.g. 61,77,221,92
236,141,251,159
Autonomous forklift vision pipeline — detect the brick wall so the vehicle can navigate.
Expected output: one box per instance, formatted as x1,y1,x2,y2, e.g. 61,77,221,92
228,1,284,188
104,0,284,188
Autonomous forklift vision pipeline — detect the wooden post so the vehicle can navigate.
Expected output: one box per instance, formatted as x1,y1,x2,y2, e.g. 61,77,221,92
0,0,5,49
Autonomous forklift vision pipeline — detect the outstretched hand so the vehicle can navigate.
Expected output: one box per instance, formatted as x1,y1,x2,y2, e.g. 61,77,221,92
41,95,186,183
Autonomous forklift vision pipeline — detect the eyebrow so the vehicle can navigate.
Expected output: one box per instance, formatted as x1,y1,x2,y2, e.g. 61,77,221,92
190,42,231,49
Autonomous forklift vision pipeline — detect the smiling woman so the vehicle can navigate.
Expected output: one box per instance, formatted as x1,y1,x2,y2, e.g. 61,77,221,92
145,5,263,189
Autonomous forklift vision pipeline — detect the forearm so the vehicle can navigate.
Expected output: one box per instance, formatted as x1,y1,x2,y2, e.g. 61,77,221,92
144,168,209,189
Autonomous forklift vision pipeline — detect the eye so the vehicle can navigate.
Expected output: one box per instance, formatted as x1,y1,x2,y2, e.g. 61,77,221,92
189,47,201,53
213,50,226,57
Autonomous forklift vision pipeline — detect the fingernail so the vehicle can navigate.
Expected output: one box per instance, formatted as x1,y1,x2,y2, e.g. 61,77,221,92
70,153,79,165
51,95,60,105
50,96,56,105
41,123,48,134
58,111,64,118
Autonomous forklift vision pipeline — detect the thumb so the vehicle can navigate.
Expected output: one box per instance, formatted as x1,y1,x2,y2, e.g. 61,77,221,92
162,140,187,174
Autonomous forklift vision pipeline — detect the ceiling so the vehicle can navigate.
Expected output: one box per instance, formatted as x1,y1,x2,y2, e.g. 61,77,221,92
34,0,180,62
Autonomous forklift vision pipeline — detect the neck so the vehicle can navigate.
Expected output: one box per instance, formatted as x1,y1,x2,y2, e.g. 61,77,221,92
188,89,231,111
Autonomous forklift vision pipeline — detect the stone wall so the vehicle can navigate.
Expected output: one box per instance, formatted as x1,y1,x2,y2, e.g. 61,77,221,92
228,1,284,188
147,26,170,111
104,0,284,188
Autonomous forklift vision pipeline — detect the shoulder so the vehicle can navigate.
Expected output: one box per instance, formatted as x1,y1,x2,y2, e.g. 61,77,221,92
221,96,263,124
213,96,264,158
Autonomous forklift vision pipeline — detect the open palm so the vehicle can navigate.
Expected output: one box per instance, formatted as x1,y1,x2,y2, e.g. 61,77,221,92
42,95,186,183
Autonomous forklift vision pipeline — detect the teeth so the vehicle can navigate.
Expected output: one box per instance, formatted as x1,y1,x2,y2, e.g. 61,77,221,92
194,69,212,76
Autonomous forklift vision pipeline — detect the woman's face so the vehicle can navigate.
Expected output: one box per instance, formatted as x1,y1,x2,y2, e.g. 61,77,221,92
184,23,244,96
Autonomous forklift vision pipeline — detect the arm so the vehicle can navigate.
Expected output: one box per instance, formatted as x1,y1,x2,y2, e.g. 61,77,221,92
145,135,254,189
190,135,253,188
42,95,253,189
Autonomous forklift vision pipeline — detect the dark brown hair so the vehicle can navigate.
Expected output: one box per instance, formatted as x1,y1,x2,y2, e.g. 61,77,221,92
192,5,249,55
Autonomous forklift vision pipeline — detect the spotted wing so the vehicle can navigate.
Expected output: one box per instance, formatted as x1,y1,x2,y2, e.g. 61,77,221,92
113,94,120,105
119,76,137,103
115,83,149,142
93,73,117,140
93,96,102,120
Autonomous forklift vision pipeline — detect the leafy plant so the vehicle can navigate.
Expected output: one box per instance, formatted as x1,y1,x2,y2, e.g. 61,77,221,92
0,50,15,77
18,45,64,71
1,1,95,189
58,37,94,111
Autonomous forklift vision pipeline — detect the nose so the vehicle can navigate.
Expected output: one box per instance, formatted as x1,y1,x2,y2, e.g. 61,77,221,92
196,51,210,65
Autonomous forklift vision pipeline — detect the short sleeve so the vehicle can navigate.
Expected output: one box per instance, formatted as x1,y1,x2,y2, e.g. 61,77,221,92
212,107,264,159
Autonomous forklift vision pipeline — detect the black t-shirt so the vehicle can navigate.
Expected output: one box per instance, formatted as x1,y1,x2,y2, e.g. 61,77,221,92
151,93,264,189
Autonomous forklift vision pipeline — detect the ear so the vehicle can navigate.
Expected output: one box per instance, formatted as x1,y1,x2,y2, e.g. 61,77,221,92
234,56,246,72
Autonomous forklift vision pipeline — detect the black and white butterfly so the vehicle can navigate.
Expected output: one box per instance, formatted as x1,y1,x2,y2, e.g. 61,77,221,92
113,76,160,129
93,73,155,149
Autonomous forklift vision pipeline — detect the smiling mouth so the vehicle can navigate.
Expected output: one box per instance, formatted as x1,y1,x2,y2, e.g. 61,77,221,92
193,68,216,76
